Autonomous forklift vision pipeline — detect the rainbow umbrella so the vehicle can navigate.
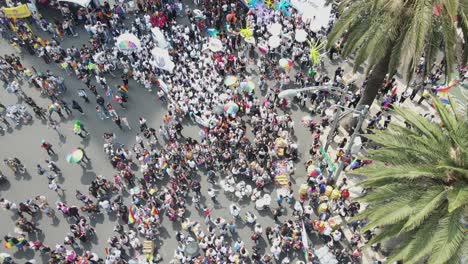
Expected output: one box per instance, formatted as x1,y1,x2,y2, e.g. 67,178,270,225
66,149,84,164
116,33,141,51
279,58,293,68
224,75,238,86
307,165,321,177
47,104,55,114
224,102,239,115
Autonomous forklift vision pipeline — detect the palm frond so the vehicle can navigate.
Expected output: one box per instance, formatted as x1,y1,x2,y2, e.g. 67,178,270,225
401,188,447,232
447,185,468,212
428,208,465,264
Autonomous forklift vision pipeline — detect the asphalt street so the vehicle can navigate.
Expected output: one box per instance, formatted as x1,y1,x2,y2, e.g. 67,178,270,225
0,17,348,264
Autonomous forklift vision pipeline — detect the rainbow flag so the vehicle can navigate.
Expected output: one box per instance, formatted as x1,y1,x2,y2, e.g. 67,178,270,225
15,237,26,248
128,205,136,224
161,161,168,170
301,221,310,263
55,27,63,37
4,240,13,249
436,80,458,94
151,207,158,216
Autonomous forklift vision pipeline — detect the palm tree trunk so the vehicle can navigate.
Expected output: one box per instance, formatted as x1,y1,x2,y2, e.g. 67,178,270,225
343,48,392,132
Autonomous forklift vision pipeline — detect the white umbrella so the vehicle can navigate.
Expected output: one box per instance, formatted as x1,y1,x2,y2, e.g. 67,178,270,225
115,33,141,51
208,38,223,52
295,29,308,42
58,0,90,7
268,23,282,36
268,35,281,48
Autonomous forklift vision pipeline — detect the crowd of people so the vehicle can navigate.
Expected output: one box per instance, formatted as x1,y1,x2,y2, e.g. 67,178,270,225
1,0,462,263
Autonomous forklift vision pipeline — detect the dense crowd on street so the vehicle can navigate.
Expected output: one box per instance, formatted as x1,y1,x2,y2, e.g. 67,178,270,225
0,0,465,263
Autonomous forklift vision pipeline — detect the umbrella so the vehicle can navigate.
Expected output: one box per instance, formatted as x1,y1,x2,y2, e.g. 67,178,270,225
279,58,293,68
193,9,203,19
224,75,238,86
268,35,281,48
208,38,223,52
295,29,308,42
206,28,219,36
240,80,255,92
268,23,282,36
66,149,84,164
307,165,321,177
116,33,141,51
258,43,269,55
47,104,56,114
224,102,239,115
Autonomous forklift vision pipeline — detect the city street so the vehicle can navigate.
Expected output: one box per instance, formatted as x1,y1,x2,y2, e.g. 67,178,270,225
0,11,345,263
0,1,459,263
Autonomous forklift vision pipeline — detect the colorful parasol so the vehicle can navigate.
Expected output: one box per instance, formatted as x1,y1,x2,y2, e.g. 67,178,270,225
224,75,238,86
224,102,239,115
116,33,141,51
307,164,321,177
66,149,84,164
47,104,56,114
279,58,293,68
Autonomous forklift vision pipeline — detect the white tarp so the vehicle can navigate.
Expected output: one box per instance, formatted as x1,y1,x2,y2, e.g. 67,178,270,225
58,0,91,7
151,47,175,72
290,0,332,31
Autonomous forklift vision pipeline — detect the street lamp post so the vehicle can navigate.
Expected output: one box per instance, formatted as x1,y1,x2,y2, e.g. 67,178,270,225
332,105,369,181
323,84,349,152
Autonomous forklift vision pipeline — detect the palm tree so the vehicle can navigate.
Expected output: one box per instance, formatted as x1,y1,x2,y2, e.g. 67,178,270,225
326,0,467,111
352,98,467,263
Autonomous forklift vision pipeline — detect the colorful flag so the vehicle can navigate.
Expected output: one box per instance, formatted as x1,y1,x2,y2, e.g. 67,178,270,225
128,205,136,224
4,240,13,249
151,207,158,216
104,247,110,255
436,79,458,94
301,221,310,263
55,27,63,37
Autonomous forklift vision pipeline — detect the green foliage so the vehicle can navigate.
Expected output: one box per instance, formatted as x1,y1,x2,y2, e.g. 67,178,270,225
353,100,468,263
327,0,466,83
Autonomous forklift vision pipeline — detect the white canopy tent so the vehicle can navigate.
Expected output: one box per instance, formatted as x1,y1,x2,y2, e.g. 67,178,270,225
58,0,91,7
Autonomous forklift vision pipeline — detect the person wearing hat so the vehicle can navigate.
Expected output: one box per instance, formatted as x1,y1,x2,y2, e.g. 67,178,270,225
40,140,55,155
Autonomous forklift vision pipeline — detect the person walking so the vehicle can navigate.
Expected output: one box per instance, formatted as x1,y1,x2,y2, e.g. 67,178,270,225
71,100,85,115
45,160,60,174
40,140,55,155
120,116,132,130
113,115,123,130
78,89,90,103
57,99,72,116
